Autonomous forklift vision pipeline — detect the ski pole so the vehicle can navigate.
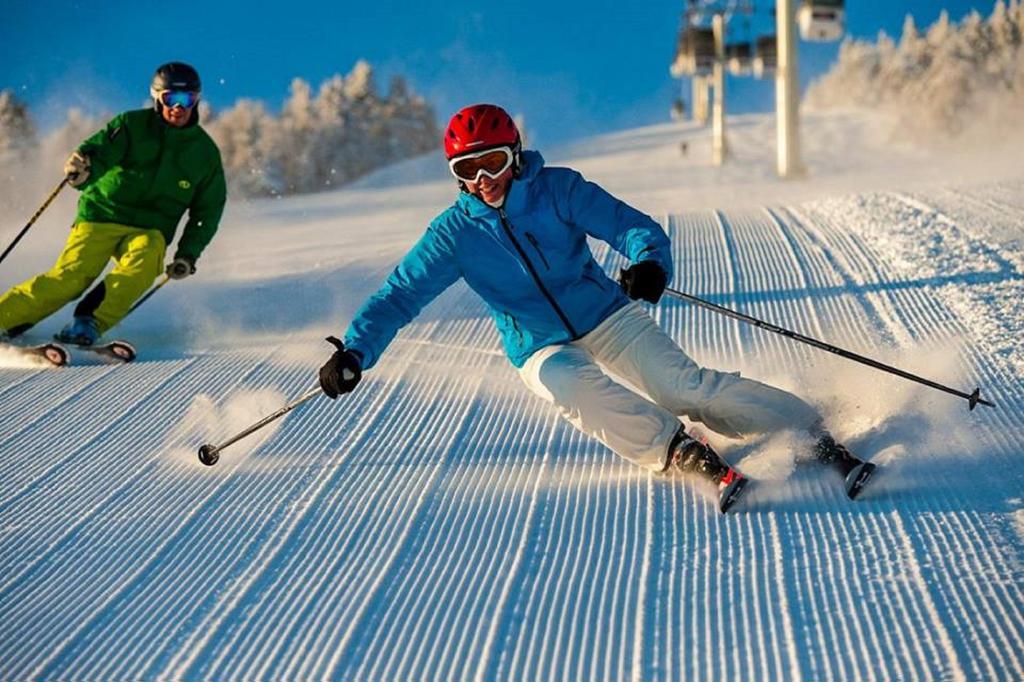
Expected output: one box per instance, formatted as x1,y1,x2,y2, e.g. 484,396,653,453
0,177,69,266
197,386,322,466
126,274,170,316
661,286,996,411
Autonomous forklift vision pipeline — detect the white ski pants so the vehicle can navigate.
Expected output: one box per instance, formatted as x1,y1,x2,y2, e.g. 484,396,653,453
518,302,821,471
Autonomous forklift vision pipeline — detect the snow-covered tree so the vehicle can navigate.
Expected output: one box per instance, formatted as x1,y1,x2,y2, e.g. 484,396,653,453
277,78,319,194
927,10,953,48
197,100,215,125
43,108,103,159
252,61,438,196
0,89,37,163
206,99,281,197
806,2,1024,143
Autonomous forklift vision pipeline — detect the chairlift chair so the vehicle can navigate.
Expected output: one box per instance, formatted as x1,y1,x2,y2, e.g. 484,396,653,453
725,42,752,76
798,0,845,42
670,29,694,77
677,26,716,77
752,34,777,79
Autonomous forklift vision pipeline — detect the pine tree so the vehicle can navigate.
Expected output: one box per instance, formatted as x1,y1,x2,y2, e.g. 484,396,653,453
42,108,102,165
206,99,281,197
805,4,1024,141
988,0,1020,88
278,78,318,194
0,89,37,163
341,60,383,182
926,10,952,48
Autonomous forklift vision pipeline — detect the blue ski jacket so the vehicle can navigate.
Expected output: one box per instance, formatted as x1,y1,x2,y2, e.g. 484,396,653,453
343,150,673,369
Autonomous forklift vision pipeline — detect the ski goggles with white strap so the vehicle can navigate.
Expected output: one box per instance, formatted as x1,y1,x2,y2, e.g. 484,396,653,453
448,146,516,183
153,89,200,109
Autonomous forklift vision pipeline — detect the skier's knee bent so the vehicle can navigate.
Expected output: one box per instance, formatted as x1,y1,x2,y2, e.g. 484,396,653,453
0,262,100,320
533,347,602,406
688,374,821,438
50,264,102,299
636,347,818,437
646,361,744,418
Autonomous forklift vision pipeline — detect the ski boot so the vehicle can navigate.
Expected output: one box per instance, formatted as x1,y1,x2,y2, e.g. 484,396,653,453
813,433,876,500
665,427,749,513
55,316,100,347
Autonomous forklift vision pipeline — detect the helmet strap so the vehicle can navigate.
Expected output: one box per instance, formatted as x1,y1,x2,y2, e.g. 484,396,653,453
511,140,523,178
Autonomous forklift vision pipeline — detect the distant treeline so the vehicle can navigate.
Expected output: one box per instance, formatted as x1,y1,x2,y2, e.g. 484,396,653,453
806,0,1024,141
0,60,439,198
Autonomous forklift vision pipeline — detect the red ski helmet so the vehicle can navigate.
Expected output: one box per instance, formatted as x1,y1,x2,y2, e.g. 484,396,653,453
443,104,521,160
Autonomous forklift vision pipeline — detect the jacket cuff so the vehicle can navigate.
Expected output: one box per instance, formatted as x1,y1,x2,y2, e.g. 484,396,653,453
344,340,374,370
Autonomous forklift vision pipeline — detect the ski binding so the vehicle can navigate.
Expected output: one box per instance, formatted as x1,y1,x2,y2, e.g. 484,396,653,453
69,340,137,363
718,469,750,513
843,461,877,500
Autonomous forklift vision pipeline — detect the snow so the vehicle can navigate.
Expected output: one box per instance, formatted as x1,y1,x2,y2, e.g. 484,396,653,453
1,110,1023,680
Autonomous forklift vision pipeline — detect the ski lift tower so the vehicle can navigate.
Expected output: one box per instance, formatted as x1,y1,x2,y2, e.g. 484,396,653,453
776,0,804,177
671,25,715,124
777,0,847,178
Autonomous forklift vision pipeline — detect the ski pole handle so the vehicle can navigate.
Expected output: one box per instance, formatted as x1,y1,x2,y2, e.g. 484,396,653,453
197,386,322,466
0,177,69,266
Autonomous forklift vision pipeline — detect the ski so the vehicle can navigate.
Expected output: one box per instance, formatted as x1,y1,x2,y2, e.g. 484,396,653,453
842,460,877,500
717,469,750,513
0,341,70,367
813,434,877,501
74,340,137,363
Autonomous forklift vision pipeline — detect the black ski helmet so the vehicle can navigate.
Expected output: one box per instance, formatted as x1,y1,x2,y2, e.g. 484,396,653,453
151,62,202,95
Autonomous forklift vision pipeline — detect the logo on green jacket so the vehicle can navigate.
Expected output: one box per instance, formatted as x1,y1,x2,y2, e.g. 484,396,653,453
178,180,191,189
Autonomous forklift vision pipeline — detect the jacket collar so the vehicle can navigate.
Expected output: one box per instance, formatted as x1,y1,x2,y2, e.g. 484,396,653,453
455,150,545,218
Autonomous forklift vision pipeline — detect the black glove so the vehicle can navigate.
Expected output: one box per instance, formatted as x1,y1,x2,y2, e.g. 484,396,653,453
619,260,668,304
319,336,362,399
166,257,196,280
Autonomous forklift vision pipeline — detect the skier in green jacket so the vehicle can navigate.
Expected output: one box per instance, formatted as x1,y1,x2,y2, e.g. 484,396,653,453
0,62,227,346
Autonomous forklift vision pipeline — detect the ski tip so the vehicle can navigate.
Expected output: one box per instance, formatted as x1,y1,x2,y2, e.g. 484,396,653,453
3,342,70,367
844,461,877,500
42,343,71,367
718,472,750,514
198,444,220,467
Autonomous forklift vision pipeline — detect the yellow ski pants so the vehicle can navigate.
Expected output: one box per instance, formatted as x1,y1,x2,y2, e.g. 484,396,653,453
0,222,165,335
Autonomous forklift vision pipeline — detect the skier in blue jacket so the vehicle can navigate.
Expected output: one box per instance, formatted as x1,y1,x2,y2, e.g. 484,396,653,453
318,104,873,511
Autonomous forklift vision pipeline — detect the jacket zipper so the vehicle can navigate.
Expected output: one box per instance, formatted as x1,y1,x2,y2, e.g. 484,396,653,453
524,232,551,270
498,208,578,338
146,120,169,201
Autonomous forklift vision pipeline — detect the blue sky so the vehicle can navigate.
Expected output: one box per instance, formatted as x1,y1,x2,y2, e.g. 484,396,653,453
1,1,997,145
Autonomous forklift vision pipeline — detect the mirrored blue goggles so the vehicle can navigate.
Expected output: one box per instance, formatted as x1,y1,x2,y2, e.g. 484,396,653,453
158,90,200,108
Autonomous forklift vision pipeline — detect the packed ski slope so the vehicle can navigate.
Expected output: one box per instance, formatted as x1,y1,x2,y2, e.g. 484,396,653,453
1,113,1023,680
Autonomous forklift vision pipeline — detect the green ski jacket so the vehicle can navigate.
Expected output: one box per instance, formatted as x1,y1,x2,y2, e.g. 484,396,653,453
74,108,227,262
